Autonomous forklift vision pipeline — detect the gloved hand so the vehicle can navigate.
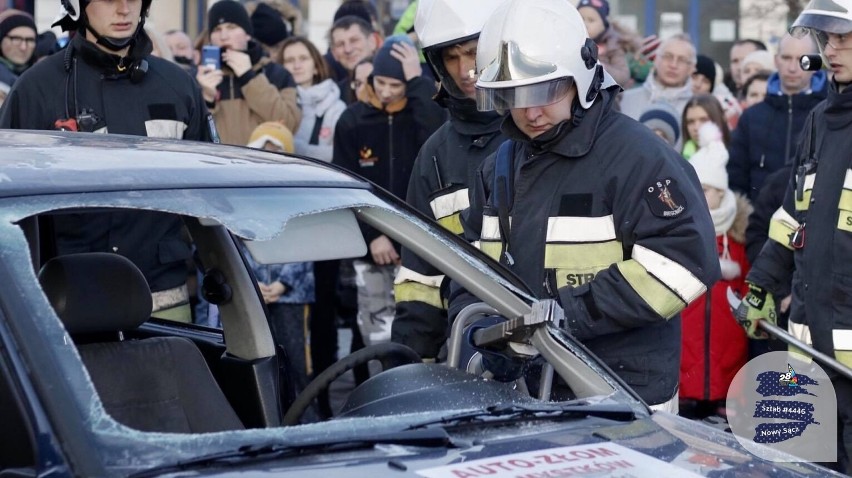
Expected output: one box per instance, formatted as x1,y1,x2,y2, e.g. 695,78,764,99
735,283,777,339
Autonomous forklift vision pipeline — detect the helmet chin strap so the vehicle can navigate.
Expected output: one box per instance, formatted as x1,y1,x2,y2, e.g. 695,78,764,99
84,18,144,53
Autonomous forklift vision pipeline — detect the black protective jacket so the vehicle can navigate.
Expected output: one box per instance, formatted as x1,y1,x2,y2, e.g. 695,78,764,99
451,88,720,405
748,80,852,376
391,95,506,359
332,76,446,252
0,33,213,292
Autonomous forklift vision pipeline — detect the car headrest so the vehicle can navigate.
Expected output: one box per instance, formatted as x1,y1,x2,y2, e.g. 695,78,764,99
38,253,153,335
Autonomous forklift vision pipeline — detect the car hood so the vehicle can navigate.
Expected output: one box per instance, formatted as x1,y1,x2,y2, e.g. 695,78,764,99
176,411,836,477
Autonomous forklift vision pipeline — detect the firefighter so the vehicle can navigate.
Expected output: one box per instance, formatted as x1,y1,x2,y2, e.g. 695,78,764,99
392,0,509,361
450,0,719,410
736,0,852,469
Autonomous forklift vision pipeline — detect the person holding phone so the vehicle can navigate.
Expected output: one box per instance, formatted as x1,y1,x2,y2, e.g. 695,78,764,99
197,0,301,146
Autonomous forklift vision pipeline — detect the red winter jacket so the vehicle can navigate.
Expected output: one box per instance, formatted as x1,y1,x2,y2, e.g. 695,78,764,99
680,195,751,401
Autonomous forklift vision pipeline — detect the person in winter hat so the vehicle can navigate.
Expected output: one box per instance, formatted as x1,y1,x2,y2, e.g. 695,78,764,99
247,121,294,152
679,121,752,419
0,9,36,104
639,102,680,147
332,33,445,351
197,0,301,145
250,2,290,63
576,0,632,86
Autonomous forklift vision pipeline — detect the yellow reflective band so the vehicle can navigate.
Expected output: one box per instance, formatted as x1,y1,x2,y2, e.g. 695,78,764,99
795,173,815,211
787,345,814,364
835,351,852,369
768,207,798,250
616,260,686,319
632,244,706,304
394,266,444,288
437,212,464,235
833,329,852,351
429,188,470,220
788,321,813,345
840,189,852,212
544,241,622,272
481,215,502,240
838,209,852,233
479,241,502,261
545,215,616,243
394,281,445,309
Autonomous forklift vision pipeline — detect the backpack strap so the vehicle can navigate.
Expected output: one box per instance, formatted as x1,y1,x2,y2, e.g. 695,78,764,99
492,140,515,266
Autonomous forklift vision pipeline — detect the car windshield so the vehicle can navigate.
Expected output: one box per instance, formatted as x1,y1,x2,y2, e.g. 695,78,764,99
0,184,643,473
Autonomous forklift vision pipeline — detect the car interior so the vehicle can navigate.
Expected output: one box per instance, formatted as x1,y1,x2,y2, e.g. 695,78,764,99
0,199,619,473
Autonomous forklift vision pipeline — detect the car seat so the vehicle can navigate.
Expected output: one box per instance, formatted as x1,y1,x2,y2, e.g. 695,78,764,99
39,252,244,433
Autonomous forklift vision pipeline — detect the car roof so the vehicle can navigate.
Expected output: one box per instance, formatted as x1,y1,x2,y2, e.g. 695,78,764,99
0,130,368,198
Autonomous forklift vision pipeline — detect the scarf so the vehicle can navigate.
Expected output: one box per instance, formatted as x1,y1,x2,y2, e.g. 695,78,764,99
710,188,737,236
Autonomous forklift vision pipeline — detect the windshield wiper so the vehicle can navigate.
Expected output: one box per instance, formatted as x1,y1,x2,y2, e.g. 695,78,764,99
130,427,456,477
406,402,636,430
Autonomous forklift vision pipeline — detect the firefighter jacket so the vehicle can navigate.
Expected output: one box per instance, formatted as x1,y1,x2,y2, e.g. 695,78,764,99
0,32,212,294
453,88,720,405
392,94,506,359
332,76,446,252
748,80,852,376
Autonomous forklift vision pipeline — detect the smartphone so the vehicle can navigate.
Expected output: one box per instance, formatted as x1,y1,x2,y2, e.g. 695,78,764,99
201,45,221,70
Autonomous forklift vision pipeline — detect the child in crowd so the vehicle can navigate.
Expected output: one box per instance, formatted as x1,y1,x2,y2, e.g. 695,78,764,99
681,94,730,160
679,122,751,419
638,102,680,148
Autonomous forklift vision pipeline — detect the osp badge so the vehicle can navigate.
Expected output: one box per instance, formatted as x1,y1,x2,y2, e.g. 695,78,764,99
644,178,686,218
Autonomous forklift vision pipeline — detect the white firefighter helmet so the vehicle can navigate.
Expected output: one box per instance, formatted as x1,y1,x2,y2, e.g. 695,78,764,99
475,0,606,111
415,0,509,98
791,0,852,54
53,0,82,30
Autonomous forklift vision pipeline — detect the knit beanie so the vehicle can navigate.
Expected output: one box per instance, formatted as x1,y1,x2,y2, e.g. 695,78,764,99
577,0,610,30
372,35,414,82
639,102,680,147
208,1,253,37
690,122,728,191
694,54,717,91
333,0,375,25
251,3,288,46
248,121,294,153
0,9,35,42
741,50,775,75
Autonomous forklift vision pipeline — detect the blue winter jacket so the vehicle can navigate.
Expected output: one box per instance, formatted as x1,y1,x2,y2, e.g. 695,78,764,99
727,71,827,201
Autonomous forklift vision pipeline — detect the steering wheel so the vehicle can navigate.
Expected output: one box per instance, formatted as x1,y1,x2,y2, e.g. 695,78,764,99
283,342,421,425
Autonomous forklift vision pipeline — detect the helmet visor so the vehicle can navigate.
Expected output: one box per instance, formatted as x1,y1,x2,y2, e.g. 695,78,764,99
475,77,573,111
791,12,852,37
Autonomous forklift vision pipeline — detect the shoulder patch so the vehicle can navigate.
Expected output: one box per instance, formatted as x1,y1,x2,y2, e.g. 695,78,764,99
644,178,687,219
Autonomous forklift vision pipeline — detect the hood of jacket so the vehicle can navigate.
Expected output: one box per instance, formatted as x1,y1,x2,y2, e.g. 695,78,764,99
356,81,407,114
298,78,342,116
765,70,827,106
730,192,752,244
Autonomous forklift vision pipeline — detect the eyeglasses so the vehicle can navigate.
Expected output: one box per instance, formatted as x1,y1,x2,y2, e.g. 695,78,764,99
4,35,36,47
660,52,694,67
